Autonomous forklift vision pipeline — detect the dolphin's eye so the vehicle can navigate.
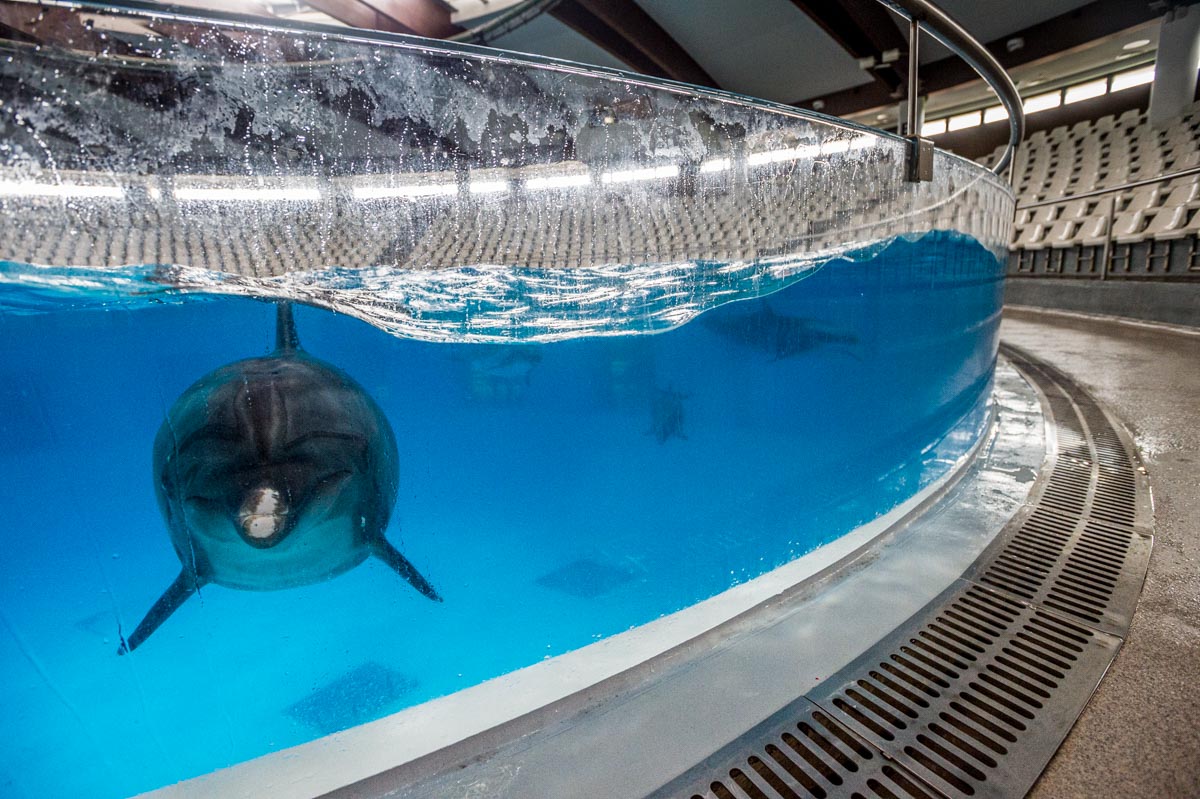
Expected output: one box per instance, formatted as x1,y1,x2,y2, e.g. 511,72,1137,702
185,495,221,511
318,469,353,488
284,431,367,451
285,432,370,469
306,470,353,500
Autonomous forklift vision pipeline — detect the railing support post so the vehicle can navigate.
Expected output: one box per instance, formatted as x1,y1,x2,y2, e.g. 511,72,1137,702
883,0,1024,177
906,16,920,137
905,16,934,182
1101,194,1115,280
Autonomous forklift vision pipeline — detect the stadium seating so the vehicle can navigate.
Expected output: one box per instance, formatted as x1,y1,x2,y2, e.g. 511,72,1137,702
992,104,1200,278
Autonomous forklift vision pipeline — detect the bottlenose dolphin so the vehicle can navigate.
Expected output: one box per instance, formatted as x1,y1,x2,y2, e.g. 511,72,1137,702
647,385,688,444
704,300,860,361
119,303,440,654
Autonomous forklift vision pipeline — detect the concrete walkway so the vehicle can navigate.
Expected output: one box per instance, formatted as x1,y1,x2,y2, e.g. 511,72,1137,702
1001,308,1200,799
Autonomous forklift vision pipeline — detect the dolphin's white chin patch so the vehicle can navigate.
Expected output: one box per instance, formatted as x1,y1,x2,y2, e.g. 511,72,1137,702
239,487,287,540
242,514,282,539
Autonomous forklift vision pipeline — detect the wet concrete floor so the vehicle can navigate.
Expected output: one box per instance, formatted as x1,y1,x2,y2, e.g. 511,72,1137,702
1002,308,1200,799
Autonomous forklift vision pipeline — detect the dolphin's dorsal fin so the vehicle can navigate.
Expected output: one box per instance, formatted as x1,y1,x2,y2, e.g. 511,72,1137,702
118,571,202,655
275,302,301,352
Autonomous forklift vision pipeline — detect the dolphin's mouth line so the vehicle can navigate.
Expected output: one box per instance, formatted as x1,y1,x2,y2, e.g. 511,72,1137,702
241,514,281,539
184,470,355,549
237,513,290,548
237,526,289,549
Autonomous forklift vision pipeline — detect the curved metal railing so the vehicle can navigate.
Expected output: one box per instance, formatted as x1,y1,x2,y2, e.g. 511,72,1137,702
52,0,1023,177
452,0,1028,177
878,0,1025,176
1017,165,1200,209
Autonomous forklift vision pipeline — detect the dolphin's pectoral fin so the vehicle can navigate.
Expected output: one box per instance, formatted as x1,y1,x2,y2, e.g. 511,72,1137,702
372,538,442,603
118,571,200,655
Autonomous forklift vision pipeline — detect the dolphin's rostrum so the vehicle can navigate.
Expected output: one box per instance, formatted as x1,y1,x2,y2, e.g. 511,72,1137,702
119,303,441,654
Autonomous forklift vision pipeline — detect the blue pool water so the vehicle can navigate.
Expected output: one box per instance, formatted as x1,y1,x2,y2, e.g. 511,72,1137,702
0,231,1002,797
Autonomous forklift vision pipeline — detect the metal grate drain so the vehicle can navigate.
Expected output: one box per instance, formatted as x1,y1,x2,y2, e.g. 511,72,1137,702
652,345,1153,799
646,697,941,799
808,580,1121,798
968,348,1153,638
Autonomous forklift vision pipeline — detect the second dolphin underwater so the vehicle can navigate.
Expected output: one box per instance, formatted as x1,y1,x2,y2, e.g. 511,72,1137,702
120,303,440,654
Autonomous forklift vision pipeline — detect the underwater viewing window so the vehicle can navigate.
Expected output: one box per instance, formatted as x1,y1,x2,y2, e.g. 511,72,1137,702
0,1,1014,796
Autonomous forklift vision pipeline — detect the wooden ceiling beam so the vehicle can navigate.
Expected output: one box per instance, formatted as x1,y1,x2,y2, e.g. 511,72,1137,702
302,0,462,38
550,0,668,79
785,0,908,94
0,4,144,55
551,0,719,88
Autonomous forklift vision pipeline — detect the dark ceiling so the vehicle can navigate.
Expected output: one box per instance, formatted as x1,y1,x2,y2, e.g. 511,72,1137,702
184,0,1170,118
5,0,1172,118
488,0,1169,117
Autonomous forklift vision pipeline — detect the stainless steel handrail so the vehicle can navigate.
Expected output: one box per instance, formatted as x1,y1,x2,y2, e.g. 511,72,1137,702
1014,164,1200,278
41,0,1023,179
878,0,1025,177
1017,165,1200,209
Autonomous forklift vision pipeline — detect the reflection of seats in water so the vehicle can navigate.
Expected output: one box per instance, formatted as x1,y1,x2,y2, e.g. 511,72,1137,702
458,344,542,402
3,201,397,275
400,158,1006,270
0,148,1009,278
0,14,1013,282
403,191,763,268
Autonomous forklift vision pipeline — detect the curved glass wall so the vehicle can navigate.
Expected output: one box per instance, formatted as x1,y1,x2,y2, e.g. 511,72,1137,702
0,3,1013,796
